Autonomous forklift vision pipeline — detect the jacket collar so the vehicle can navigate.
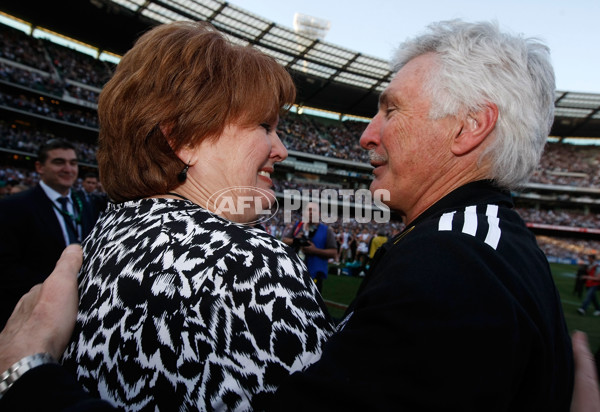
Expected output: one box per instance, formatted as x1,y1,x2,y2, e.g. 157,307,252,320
407,179,513,229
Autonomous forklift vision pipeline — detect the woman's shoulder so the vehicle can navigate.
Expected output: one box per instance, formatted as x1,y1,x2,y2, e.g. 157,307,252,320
94,200,305,276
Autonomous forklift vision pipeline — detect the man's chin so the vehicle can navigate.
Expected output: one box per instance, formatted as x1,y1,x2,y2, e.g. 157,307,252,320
57,184,75,193
369,180,383,193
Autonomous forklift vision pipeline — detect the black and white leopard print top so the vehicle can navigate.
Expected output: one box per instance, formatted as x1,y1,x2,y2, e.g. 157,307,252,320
61,198,336,411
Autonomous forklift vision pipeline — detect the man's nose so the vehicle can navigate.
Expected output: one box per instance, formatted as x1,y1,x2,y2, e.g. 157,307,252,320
359,114,381,150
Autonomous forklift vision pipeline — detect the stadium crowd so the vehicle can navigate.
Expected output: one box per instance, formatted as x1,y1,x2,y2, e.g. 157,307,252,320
0,159,597,262
1,21,600,264
6,60,600,187
3,20,600,180
516,207,600,229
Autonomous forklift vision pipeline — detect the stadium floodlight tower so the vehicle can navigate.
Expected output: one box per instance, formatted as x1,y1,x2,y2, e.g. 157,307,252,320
293,12,331,74
293,12,331,40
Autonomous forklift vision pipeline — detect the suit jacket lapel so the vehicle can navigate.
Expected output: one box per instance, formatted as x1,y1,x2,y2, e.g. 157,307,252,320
34,184,66,246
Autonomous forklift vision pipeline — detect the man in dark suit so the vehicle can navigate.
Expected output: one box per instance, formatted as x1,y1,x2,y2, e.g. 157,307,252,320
0,139,95,328
79,172,108,222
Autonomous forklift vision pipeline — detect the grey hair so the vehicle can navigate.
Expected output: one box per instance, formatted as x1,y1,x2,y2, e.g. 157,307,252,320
391,20,555,190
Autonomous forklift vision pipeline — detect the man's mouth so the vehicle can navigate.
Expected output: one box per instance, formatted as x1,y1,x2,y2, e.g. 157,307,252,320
369,150,387,168
258,171,271,178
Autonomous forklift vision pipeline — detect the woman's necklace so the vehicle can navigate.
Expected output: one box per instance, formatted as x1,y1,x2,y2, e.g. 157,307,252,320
166,192,191,201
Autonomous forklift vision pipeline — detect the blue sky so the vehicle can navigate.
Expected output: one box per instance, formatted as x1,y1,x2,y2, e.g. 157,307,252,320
230,0,600,94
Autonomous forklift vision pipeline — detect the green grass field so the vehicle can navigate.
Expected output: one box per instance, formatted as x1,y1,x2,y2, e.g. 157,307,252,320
321,262,600,351
551,262,600,351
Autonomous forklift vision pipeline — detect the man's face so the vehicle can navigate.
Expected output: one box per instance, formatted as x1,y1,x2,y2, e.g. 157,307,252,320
359,53,461,221
36,148,78,195
82,177,98,194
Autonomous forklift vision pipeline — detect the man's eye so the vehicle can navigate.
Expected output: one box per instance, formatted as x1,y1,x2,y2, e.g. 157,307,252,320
383,106,397,117
260,123,272,133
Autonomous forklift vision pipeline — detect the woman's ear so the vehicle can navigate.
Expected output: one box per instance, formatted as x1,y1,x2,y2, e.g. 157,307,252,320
451,102,498,156
160,123,195,164
159,123,173,142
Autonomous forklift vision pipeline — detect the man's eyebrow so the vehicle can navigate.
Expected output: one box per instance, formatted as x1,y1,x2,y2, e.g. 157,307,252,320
378,91,389,107
50,157,79,162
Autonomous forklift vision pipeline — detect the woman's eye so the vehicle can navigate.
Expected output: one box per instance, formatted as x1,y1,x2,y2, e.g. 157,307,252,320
260,123,272,133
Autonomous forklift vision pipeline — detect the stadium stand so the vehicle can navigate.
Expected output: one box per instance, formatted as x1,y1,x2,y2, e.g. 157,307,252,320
1,13,600,264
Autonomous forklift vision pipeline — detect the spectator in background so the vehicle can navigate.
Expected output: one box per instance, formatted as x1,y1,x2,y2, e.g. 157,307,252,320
574,254,592,299
577,254,600,316
283,201,338,293
349,227,358,262
80,172,99,200
78,171,107,222
9,184,30,195
355,227,372,275
0,139,95,329
367,230,388,267
337,226,352,263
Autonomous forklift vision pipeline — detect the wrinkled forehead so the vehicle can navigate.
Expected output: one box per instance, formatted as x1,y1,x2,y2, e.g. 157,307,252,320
379,54,439,108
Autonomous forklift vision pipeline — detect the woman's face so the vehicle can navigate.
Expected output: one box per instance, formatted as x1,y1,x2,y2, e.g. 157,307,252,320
189,117,287,223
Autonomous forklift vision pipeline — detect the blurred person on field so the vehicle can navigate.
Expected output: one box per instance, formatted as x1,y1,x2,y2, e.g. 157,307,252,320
283,201,338,293
366,230,388,268
354,226,371,270
577,254,600,316
337,225,352,263
573,253,592,299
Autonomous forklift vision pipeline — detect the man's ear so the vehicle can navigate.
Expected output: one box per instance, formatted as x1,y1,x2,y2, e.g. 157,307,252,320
451,102,498,156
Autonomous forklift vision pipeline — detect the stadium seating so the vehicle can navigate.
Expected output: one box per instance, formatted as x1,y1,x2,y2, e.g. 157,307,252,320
1,21,599,263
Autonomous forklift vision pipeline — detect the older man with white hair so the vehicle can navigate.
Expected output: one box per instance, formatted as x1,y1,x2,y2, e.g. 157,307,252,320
273,19,573,410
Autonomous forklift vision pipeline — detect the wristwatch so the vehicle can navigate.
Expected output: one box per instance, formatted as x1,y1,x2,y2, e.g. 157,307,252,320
0,353,57,399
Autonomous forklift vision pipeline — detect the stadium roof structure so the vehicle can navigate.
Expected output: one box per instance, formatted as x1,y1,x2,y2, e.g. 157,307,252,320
2,0,600,138
553,91,600,139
